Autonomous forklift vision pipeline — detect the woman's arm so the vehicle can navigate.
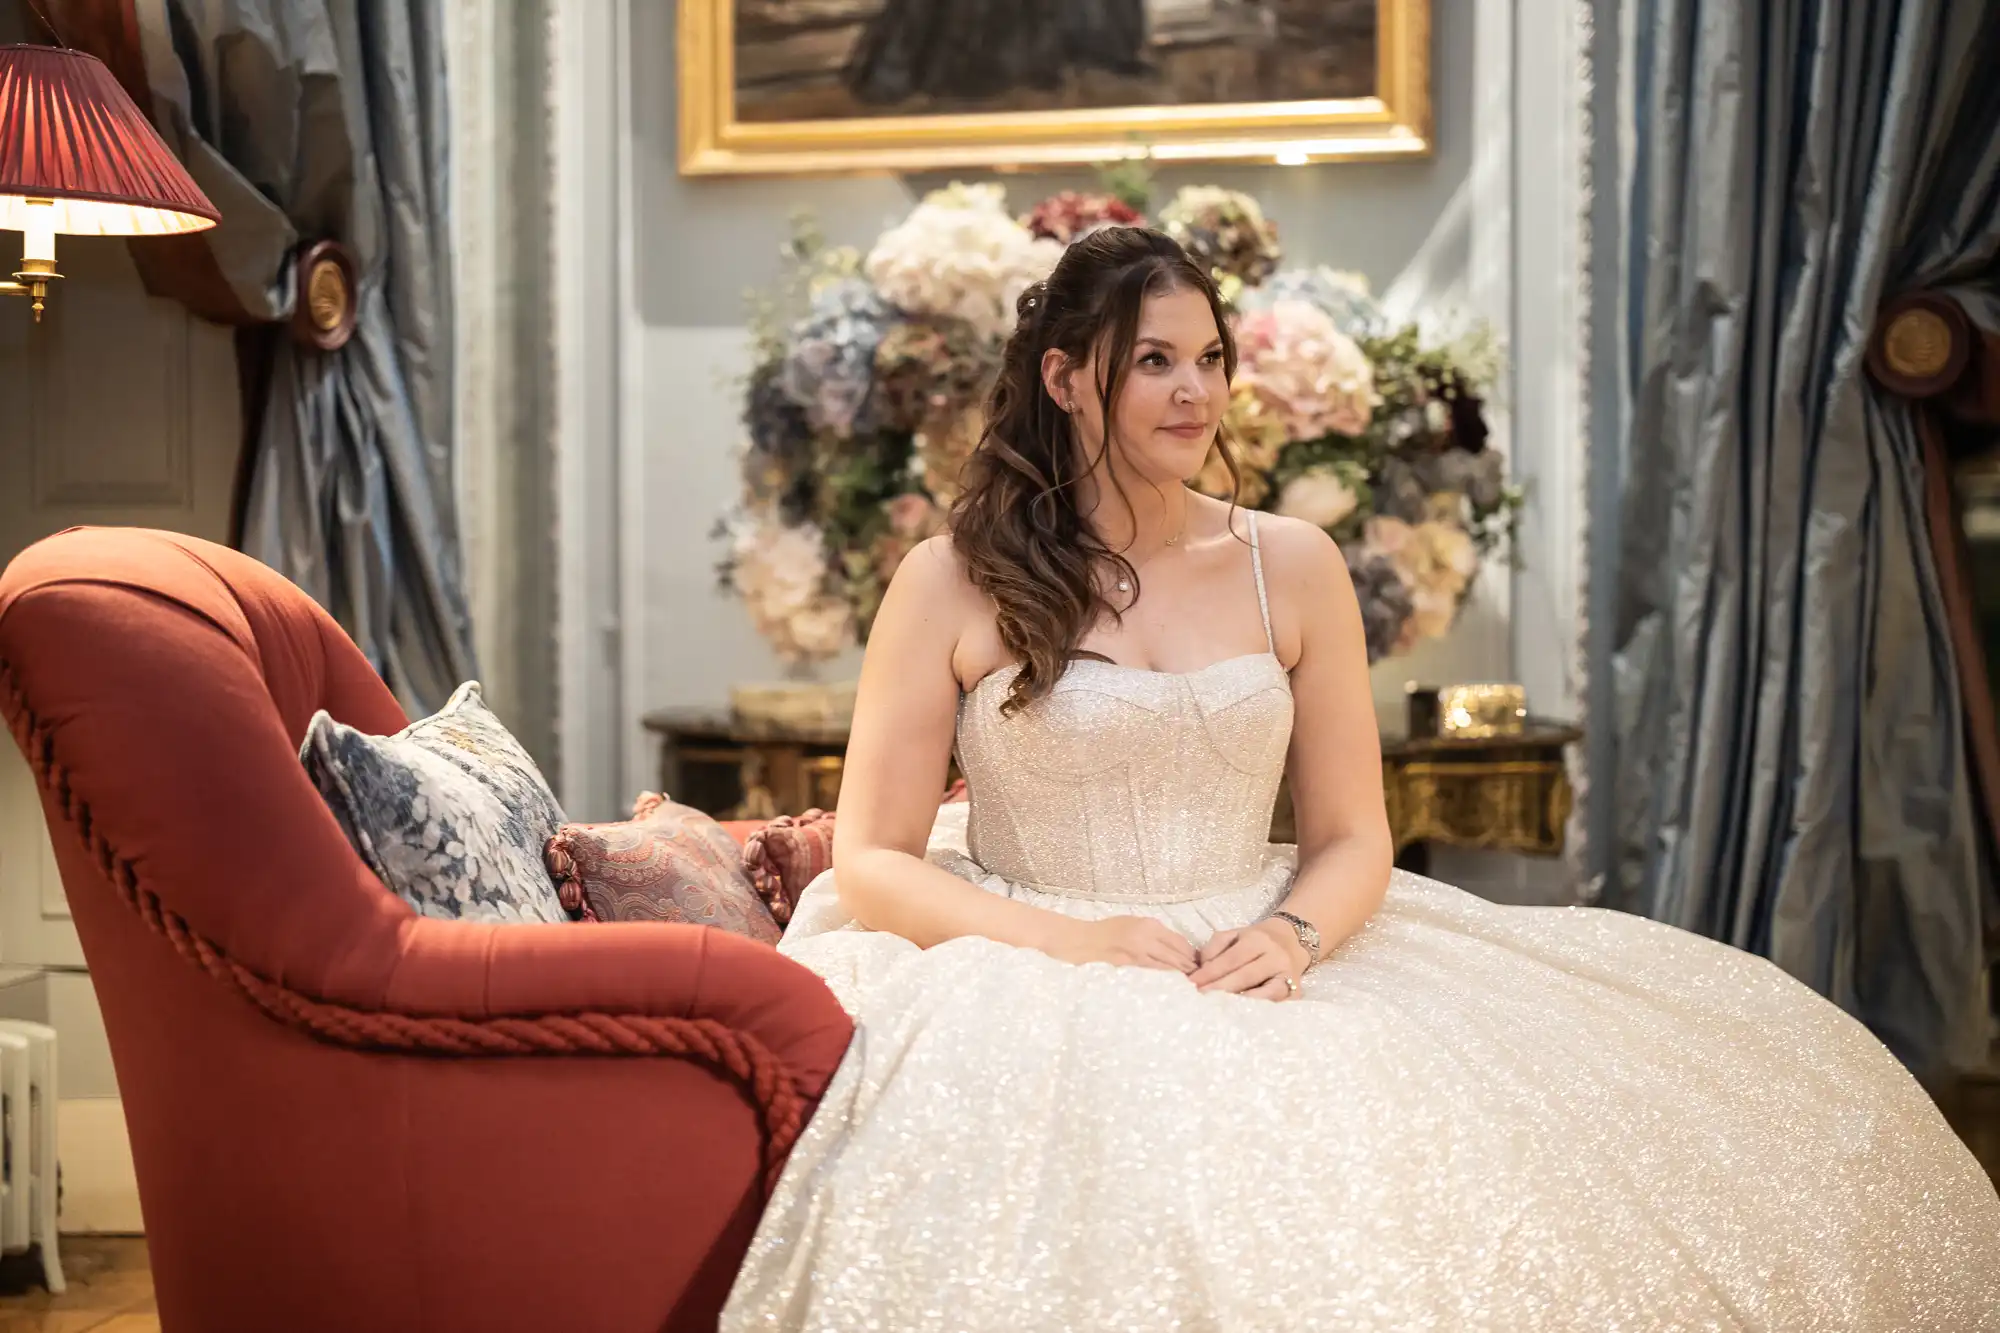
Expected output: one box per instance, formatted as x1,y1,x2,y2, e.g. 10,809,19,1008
1191,518,1393,993
833,538,1196,972
1271,521,1396,952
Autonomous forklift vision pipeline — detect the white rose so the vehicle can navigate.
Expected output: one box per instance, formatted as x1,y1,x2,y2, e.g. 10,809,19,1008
1429,522,1480,583
1408,585,1458,641
789,600,853,658
864,191,1059,340
731,516,833,621
1275,469,1360,529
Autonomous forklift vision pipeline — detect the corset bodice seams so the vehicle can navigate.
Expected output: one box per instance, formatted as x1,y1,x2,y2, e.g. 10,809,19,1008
953,652,1294,902
952,511,1290,903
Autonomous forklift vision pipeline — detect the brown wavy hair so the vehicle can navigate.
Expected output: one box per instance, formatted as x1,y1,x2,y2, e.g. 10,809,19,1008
949,226,1240,716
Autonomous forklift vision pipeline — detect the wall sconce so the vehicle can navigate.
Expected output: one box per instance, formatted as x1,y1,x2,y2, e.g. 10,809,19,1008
0,42,220,322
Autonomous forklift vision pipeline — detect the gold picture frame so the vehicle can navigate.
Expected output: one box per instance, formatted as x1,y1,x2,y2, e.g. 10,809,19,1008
679,1,1431,177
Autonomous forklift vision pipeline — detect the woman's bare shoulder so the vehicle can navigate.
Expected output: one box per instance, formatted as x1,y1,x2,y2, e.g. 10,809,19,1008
876,534,991,642
1237,512,1355,669
885,534,1007,689
890,533,984,602
1245,511,1347,583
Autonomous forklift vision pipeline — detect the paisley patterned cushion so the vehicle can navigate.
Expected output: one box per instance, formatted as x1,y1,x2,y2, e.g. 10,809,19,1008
545,793,781,943
302,681,572,924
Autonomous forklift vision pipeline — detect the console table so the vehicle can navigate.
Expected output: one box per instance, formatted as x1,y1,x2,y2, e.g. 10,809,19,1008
640,707,1581,871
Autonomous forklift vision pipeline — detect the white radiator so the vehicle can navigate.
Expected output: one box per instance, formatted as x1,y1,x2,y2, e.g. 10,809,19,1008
0,1021,63,1293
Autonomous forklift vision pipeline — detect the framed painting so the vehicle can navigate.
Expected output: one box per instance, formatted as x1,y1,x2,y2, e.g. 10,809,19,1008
678,0,1431,176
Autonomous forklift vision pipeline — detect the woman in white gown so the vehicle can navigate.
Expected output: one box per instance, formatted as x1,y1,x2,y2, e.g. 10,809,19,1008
721,228,2000,1330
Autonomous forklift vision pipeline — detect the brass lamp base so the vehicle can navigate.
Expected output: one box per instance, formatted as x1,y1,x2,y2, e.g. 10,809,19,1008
1,259,61,321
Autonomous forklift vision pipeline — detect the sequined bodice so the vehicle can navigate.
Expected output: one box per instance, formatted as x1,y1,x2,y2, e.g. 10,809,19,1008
954,652,1293,903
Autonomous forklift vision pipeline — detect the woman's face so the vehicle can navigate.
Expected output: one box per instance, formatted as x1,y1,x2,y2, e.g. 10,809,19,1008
1044,285,1228,487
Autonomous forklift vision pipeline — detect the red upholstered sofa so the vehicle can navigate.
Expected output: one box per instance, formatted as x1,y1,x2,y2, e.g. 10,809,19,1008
0,527,854,1333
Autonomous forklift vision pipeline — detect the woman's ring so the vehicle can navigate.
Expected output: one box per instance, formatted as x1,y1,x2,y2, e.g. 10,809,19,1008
1283,976,1299,999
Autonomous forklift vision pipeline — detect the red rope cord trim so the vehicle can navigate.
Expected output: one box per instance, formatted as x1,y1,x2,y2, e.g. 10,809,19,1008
0,660,807,1193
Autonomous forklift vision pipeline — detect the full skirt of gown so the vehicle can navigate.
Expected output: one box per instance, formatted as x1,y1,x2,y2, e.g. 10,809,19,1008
721,802,2000,1331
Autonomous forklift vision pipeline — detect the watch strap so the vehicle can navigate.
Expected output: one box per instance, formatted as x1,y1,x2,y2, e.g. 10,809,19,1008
1271,910,1321,968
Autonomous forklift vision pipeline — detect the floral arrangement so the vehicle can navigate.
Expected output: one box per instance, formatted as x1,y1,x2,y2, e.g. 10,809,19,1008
719,172,1520,669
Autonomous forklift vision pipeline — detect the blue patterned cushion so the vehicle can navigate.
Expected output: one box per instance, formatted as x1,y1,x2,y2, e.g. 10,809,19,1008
301,681,572,924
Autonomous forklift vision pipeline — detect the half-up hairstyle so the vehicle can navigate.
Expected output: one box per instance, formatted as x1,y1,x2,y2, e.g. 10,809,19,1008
950,226,1240,717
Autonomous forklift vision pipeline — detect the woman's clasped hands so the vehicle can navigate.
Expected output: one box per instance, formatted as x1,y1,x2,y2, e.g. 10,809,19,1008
1052,916,1304,1001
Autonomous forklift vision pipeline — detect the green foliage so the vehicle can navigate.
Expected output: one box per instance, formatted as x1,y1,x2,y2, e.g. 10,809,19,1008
1095,155,1156,212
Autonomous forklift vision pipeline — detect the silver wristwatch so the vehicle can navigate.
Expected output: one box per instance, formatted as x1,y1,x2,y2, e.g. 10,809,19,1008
1270,911,1321,969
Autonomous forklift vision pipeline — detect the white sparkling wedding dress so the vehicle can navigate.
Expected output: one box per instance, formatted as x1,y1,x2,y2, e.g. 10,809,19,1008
722,518,2000,1331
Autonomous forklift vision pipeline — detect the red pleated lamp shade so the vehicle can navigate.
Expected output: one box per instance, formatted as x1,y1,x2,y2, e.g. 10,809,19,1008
0,44,218,237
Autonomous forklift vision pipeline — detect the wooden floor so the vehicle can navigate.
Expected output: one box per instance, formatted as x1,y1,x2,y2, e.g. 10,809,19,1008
0,1083,1991,1330
0,1237,152,1332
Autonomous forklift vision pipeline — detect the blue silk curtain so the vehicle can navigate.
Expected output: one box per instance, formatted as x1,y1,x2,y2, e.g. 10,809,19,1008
1605,0,2000,1076
132,0,475,714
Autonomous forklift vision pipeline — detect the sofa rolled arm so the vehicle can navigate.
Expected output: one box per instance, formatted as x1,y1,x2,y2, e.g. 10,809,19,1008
383,918,849,1077
340,919,850,1188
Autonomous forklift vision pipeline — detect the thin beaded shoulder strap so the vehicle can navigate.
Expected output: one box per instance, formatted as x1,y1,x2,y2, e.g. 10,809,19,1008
1248,511,1275,653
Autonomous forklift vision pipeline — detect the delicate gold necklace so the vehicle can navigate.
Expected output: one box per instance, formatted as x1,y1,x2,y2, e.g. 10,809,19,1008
1117,508,1188,593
